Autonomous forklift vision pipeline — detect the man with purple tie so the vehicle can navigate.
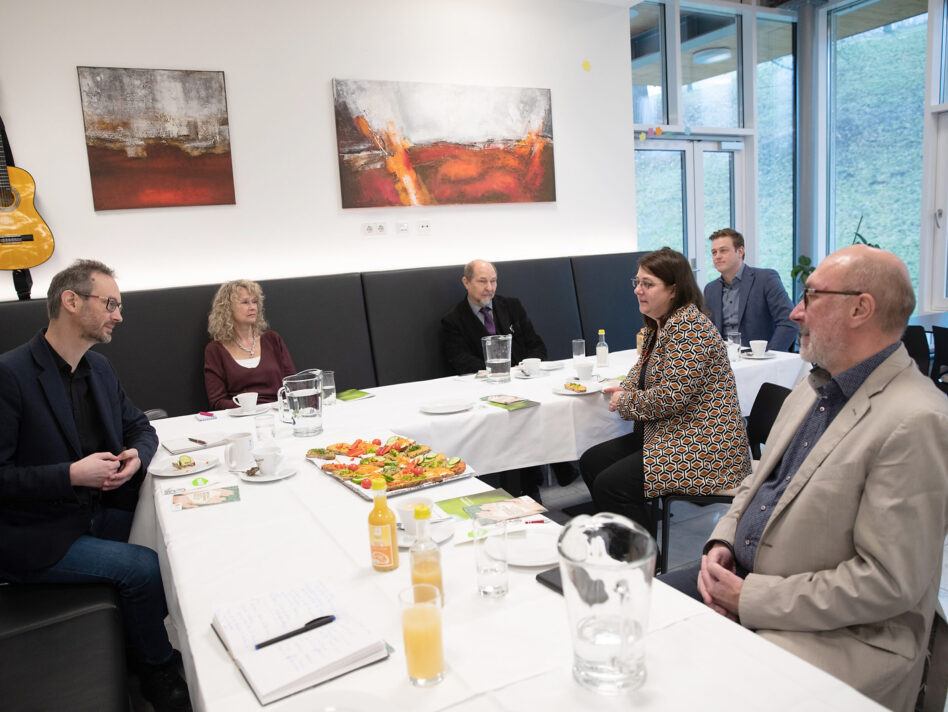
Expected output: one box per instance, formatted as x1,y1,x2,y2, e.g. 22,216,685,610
440,259,547,375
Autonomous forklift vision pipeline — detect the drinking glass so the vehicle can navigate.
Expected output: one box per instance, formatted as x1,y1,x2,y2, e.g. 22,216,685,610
254,412,275,443
322,370,336,406
400,584,444,686
558,512,656,694
726,331,742,362
572,339,586,362
472,517,508,598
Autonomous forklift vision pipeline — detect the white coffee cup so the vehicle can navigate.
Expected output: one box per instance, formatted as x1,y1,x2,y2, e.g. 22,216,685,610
224,432,255,470
749,340,768,357
521,358,541,377
252,445,283,476
396,497,435,537
233,392,258,412
575,359,594,381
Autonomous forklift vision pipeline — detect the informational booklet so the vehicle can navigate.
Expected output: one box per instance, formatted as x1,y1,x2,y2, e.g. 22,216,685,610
171,486,240,511
161,432,229,455
435,488,513,519
212,579,389,705
336,389,374,402
462,496,547,522
480,394,539,411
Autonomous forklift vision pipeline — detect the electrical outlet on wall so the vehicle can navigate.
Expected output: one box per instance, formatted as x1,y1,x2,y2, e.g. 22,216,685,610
361,222,386,236
417,221,432,236
396,222,410,235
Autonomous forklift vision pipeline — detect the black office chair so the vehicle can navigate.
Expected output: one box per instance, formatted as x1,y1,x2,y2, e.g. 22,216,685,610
932,326,948,384
656,383,792,574
902,325,931,376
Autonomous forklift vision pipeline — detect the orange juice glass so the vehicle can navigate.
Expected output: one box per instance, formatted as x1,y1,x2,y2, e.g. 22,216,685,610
399,583,444,686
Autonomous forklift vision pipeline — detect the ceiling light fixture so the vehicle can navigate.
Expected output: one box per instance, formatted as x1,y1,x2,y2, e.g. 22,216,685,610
693,47,732,65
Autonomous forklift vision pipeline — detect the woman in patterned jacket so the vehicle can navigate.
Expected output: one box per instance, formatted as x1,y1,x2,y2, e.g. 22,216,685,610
580,247,751,535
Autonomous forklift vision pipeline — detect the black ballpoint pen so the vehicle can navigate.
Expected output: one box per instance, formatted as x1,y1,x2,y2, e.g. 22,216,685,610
254,615,336,650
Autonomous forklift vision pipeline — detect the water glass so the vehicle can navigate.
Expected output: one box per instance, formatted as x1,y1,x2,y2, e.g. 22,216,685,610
254,412,275,443
481,335,512,383
400,584,444,686
322,370,337,406
572,339,586,362
726,331,742,348
558,512,656,694
473,517,508,598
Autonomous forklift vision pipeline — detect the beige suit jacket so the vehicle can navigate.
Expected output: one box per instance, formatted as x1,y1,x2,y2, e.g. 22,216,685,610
709,345,948,711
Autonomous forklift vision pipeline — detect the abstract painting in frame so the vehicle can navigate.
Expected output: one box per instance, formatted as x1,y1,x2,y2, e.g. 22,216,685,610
333,79,555,208
77,66,236,211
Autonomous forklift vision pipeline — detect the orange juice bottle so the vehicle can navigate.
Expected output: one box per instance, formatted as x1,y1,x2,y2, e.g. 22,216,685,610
410,504,443,603
369,478,398,571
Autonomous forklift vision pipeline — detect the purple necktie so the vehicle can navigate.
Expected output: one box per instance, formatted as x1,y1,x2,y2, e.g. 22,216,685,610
480,306,496,335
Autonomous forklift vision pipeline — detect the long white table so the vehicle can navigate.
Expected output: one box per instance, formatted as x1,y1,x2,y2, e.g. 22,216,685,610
134,350,880,711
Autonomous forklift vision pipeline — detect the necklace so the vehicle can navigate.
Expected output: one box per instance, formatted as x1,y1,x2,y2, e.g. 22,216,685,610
234,331,256,357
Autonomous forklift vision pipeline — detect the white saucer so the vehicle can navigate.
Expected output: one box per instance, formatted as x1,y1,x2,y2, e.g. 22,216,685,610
227,405,272,417
741,351,776,360
239,465,297,483
150,456,220,477
397,520,455,549
419,399,474,415
513,369,544,379
506,523,560,566
539,361,564,371
552,382,603,396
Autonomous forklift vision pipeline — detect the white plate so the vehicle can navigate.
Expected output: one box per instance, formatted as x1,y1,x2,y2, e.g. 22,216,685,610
239,465,297,483
552,382,603,396
227,405,272,417
419,399,474,415
398,520,455,549
539,361,564,371
150,456,220,478
513,369,544,379
741,351,777,360
506,523,560,566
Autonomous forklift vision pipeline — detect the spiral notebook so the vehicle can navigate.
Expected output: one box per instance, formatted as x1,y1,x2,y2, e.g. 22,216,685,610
212,579,389,704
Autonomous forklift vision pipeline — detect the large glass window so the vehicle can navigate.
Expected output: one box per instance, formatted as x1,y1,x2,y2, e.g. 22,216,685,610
829,0,928,298
757,18,795,297
702,150,735,283
634,149,686,252
630,3,666,125
680,10,742,128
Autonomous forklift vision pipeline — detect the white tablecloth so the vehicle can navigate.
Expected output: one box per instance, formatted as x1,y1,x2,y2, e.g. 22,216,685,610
132,349,881,711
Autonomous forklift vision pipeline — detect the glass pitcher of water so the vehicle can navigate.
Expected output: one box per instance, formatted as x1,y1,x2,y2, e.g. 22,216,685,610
277,369,322,437
557,512,656,694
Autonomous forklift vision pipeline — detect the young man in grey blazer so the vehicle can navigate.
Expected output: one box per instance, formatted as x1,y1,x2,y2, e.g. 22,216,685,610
698,245,948,711
704,228,798,351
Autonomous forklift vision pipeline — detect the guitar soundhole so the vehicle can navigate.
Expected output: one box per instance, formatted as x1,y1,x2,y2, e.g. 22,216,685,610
0,186,19,211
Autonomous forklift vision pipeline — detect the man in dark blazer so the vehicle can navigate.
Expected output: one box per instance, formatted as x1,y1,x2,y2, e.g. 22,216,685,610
703,229,798,352
441,259,547,374
0,259,191,711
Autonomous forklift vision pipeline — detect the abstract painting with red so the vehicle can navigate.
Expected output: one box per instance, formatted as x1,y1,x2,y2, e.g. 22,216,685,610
77,67,236,211
333,79,555,208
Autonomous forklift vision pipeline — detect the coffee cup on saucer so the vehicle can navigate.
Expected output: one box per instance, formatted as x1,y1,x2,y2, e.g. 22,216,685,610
749,340,768,357
233,392,258,413
521,358,540,377
252,445,283,476
575,359,594,381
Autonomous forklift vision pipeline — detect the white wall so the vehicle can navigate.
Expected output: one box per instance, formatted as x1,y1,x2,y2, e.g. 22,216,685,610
0,0,636,301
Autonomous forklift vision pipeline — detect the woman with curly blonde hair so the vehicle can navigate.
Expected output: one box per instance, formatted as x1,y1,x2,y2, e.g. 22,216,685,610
204,280,296,410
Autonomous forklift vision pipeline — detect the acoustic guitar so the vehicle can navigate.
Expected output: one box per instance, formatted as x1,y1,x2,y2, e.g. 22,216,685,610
0,134,54,270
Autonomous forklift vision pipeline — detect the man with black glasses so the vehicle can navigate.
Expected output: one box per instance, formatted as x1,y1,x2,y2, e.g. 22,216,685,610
696,245,948,711
0,259,191,711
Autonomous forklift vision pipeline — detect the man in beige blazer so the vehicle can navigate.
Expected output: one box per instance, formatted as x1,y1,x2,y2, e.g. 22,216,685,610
699,245,948,711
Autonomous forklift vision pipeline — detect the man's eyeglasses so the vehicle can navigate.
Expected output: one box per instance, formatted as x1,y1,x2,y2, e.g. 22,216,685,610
631,278,662,290
74,292,123,313
801,288,862,309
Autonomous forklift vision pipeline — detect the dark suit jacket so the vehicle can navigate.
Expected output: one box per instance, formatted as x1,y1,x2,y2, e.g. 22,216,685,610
441,295,547,374
0,331,158,572
704,265,798,352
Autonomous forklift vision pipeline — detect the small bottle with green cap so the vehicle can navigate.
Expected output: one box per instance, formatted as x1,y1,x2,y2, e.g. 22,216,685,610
596,329,609,367
368,478,399,571
410,504,444,602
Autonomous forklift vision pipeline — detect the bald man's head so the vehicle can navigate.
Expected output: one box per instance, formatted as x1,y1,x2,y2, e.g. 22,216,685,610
828,245,915,336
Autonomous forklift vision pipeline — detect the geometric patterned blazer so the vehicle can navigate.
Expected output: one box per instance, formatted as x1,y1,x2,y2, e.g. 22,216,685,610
616,303,751,498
